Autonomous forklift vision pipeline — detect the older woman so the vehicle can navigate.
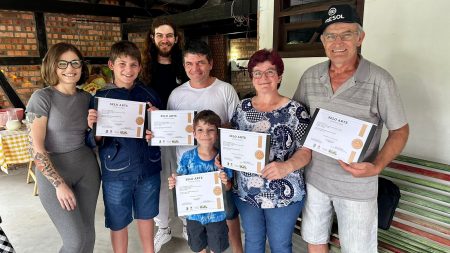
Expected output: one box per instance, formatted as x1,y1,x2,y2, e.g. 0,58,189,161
230,49,311,253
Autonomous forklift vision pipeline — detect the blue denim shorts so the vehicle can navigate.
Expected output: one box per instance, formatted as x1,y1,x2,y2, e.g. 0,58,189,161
102,173,161,231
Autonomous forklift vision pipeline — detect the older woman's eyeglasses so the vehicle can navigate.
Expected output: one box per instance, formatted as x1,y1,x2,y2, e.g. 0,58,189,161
322,31,359,42
57,60,83,69
252,69,277,79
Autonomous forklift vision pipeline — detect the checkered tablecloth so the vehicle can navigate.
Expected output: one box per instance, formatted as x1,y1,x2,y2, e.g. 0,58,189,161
0,129,31,174
0,226,16,253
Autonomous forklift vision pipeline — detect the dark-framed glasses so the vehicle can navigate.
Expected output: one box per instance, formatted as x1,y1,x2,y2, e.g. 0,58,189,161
57,60,83,69
323,31,359,42
252,69,277,79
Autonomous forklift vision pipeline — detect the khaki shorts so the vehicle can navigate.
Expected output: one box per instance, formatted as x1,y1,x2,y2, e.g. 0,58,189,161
301,183,378,253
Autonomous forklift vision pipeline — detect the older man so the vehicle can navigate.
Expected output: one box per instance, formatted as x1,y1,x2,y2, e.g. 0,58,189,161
293,4,409,253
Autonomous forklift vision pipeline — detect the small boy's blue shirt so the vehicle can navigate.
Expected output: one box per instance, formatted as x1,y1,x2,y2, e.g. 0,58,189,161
177,148,232,225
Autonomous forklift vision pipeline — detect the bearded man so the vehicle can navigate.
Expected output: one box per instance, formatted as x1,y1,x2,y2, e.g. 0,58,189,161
142,16,188,108
141,17,188,252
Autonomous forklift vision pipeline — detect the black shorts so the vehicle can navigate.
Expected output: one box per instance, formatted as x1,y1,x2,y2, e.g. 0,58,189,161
186,219,229,253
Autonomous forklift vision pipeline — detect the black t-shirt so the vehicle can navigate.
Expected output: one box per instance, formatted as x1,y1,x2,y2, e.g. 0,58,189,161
151,62,181,109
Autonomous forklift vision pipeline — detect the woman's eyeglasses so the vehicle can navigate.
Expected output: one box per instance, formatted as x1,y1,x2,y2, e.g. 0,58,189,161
57,60,83,69
252,69,277,79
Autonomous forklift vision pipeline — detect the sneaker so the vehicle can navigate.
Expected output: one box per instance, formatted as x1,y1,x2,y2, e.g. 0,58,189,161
182,225,188,241
154,227,172,253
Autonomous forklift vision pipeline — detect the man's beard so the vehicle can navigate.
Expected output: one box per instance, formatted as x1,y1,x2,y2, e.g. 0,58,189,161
157,42,174,57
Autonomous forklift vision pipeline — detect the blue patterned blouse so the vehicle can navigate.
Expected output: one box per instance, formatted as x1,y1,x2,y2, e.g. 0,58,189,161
230,98,310,209
177,148,233,225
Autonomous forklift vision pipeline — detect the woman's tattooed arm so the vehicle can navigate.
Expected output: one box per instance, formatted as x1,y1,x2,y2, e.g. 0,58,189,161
26,112,65,188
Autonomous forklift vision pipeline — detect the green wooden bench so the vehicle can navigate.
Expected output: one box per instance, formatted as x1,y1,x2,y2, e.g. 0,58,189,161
295,155,450,253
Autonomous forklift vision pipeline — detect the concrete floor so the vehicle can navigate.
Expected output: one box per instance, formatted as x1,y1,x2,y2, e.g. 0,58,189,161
0,165,308,253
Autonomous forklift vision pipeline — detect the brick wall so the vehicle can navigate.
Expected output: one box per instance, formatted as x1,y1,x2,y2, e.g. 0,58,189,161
230,38,257,98
0,12,38,57
0,11,41,107
128,32,146,53
208,35,228,82
230,38,257,60
128,17,148,52
0,8,123,107
0,66,41,108
45,14,121,56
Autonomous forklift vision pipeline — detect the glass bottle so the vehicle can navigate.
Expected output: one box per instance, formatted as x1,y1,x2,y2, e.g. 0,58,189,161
6,109,21,130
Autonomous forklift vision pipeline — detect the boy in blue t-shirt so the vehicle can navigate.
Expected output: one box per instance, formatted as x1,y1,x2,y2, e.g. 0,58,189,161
168,110,232,253
87,41,162,252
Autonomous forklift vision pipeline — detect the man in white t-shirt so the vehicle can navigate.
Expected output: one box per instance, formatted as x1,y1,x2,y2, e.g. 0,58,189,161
167,40,243,253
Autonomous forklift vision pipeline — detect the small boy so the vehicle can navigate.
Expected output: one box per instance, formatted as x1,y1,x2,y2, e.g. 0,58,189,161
168,110,232,253
87,40,162,253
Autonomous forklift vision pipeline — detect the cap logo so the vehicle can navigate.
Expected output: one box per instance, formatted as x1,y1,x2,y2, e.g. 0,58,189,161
328,7,337,16
325,14,344,24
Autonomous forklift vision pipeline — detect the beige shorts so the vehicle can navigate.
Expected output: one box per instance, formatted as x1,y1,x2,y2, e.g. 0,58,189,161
301,183,378,253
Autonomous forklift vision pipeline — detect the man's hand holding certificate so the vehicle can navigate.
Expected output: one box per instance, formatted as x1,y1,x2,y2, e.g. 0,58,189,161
148,110,196,146
301,108,376,164
219,128,270,174
94,97,147,138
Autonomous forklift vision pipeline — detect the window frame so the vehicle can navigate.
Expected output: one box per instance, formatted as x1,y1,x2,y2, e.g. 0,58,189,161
273,0,365,58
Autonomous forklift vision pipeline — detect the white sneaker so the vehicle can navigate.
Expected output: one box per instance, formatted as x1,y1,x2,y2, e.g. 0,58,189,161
182,225,188,241
154,227,172,253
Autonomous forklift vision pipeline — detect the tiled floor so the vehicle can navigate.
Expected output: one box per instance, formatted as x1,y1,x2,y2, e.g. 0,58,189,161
0,166,308,252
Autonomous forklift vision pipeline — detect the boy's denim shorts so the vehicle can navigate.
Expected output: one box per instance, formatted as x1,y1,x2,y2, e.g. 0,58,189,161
102,173,161,231
301,183,378,253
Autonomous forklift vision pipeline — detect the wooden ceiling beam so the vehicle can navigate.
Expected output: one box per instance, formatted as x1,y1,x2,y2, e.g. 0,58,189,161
183,15,256,37
123,0,257,33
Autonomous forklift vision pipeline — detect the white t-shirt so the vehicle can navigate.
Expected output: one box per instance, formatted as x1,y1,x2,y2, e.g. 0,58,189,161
167,78,240,163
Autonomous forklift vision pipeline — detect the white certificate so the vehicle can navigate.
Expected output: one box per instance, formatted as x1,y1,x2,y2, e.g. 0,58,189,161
148,110,196,146
94,97,146,139
219,128,270,174
173,171,225,217
301,108,377,163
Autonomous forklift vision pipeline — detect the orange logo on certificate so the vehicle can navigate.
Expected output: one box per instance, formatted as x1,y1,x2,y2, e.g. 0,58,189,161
351,139,363,149
135,116,144,125
213,186,222,196
185,125,193,133
255,150,264,160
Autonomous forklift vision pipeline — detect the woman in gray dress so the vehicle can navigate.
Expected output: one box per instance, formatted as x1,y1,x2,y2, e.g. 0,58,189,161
26,42,100,253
